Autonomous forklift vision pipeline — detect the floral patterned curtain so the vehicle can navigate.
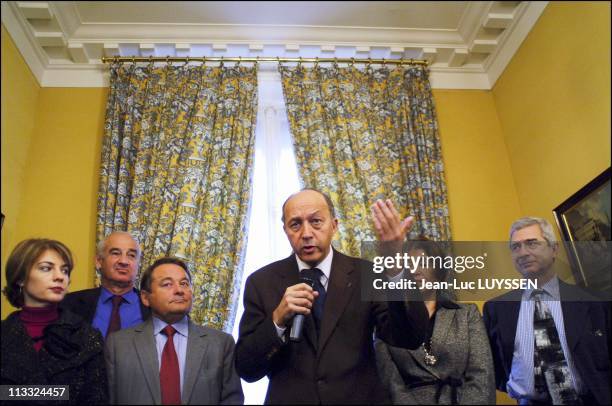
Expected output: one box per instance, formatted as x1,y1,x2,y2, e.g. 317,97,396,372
279,64,451,256
97,63,258,331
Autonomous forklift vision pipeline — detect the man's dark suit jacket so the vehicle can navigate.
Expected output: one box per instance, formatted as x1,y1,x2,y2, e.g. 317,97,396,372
483,280,611,405
235,249,428,404
61,287,150,325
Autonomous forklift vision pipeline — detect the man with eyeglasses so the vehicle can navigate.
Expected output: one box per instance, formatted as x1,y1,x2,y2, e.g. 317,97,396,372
483,217,610,405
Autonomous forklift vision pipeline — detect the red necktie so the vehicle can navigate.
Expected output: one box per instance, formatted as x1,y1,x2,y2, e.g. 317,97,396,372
106,295,123,337
160,325,181,405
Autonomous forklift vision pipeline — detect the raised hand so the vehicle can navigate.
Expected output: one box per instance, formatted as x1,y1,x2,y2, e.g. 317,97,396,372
371,199,414,242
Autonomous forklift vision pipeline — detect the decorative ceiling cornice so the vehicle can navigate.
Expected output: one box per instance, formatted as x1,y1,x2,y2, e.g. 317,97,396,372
1,1,548,89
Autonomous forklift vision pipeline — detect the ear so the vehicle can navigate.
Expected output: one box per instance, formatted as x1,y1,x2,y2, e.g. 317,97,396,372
550,241,559,258
95,255,103,271
332,218,339,233
140,290,151,308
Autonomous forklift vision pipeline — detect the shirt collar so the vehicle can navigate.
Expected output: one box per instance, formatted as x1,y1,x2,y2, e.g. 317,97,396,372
295,247,333,285
152,315,189,337
100,286,139,305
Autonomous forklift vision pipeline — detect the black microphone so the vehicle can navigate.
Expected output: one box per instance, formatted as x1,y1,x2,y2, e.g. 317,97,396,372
289,269,318,342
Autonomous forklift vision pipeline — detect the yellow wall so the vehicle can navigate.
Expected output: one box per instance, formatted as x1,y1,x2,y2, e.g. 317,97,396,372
16,87,108,286
434,90,522,241
486,3,610,403
1,24,108,317
493,2,611,227
432,90,520,404
1,25,41,316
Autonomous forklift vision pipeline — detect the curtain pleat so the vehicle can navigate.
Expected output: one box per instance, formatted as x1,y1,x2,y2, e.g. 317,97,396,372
97,63,258,331
279,64,451,256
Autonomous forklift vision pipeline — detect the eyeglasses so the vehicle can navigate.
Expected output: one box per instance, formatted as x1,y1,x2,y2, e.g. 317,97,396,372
509,239,547,253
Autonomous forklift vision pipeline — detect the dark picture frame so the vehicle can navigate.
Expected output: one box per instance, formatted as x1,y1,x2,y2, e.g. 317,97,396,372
553,167,611,288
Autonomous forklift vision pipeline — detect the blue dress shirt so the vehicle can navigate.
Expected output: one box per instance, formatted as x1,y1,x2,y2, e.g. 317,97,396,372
92,287,144,338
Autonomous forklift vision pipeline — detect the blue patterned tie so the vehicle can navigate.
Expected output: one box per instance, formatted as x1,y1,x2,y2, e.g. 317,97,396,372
532,289,579,404
310,268,327,332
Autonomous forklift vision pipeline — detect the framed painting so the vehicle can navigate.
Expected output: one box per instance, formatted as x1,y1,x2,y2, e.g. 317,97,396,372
553,167,611,289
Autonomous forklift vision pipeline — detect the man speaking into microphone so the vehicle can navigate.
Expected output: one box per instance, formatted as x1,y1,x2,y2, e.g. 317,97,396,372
235,189,428,404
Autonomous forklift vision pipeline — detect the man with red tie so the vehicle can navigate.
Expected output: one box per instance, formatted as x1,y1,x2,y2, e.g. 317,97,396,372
105,257,243,405
61,231,150,338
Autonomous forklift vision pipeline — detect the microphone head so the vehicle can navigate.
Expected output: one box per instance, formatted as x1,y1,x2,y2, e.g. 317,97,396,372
299,268,319,288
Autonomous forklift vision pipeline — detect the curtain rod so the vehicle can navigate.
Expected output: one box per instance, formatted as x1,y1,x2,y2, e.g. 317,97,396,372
101,56,428,66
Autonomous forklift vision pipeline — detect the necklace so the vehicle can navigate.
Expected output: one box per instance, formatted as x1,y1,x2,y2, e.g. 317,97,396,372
423,340,437,366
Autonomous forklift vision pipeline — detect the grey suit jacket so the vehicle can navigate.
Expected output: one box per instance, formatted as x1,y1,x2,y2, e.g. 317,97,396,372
375,302,495,405
105,317,243,405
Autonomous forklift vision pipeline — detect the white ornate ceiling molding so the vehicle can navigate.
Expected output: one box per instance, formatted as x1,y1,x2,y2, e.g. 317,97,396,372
2,1,547,89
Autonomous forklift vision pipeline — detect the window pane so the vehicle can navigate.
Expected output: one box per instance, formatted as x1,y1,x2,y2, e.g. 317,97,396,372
231,70,300,404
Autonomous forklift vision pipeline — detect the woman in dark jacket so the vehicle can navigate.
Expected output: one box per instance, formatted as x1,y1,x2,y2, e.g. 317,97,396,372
374,237,495,405
1,238,108,404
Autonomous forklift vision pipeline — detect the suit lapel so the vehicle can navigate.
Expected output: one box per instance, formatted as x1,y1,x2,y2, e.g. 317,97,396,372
499,292,522,369
559,281,588,352
278,255,318,349
409,306,455,378
317,251,355,358
82,287,102,323
182,321,209,404
133,319,162,404
135,289,151,320
430,306,453,370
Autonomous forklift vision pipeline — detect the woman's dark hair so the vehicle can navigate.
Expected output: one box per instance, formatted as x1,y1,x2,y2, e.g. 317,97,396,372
406,235,448,282
3,238,74,308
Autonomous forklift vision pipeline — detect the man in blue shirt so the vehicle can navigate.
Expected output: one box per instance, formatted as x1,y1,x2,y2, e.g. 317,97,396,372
62,231,149,338
483,217,610,405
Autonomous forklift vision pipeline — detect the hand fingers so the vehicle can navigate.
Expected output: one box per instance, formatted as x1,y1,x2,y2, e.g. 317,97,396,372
378,200,399,227
386,199,400,219
288,291,315,303
374,200,393,233
288,303,312,315
288,297,314,309
400,216,415,236
286,285,315,302
289,283,314,292
370,201,384,223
